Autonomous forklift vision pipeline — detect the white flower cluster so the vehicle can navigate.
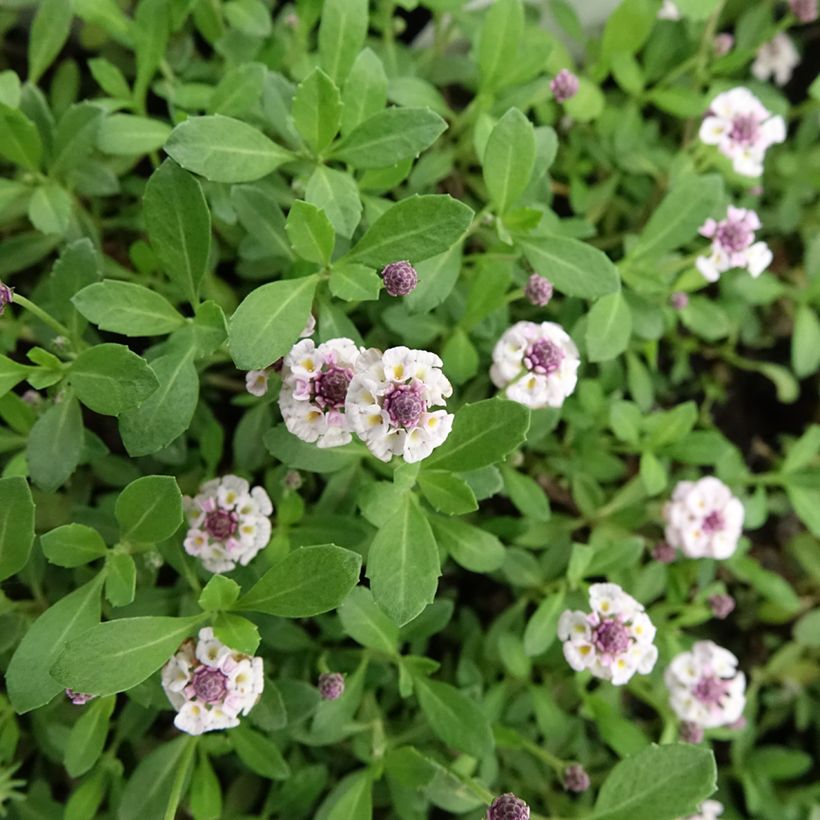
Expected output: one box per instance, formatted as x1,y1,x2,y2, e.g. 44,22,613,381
699,87,786,177
490,321,580,409
663,477,744,560
752,34,799,87
557,583,658,685
665,641,746,728
696,207,772,283
184,475,273,573
683,801,724,820
161,627,264,735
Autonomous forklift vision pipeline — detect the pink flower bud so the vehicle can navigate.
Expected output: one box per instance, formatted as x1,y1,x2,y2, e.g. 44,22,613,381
0,282,13,315
708,594,735,620
525,274,554,307
487,793,530,819
679,720,705,744
790,0,818,22
550,69,579,103
563,764,590,793
380,261,418,297
670,292,689,310
652,541,677,563
318,672,345,701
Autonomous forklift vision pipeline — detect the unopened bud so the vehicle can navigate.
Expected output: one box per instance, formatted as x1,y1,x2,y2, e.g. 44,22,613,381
487,793,530,819
381,261,418,297
525,274,554,307
550,69,579,103
651,541,677,563
679,720,704,744
708,594,735,620
318,672,345,701
563,764,590,793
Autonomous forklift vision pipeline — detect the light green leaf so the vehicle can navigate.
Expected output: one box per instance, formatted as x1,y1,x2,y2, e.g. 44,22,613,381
601,0,656,60
96,114,171,155
224,0,271,36
316,770,373,820
263,424,360,473
105,552,137,607
213,612,260,655
231,725,290,779
0,476,35,580
341,48,387,136
28,183,72,236
305,166,362,238
483,108,536,214
0,103,42,170
318,0,368,85
523,589,566,656
199,575,242,611
65,695,116,778
292,68,342,155
209,62,266,117
586,291,632,362
478,0,524,92
792,304,820,378
88,57,131,98
115,475,183,544
431,516,506,573
231,184,293,260
500,464,550,521
28,0,74,84
338,587,400,655
41,523,107,568
329,262,381,301
27,393,84,492
417,471,478,515
285,201,335,265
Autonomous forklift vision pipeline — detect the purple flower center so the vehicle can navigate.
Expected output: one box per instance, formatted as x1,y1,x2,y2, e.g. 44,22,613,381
702,510,725,534
192,665,229,704
714,220,752,253
383,382,427,428
592,618,631,656
693,675,731,705
729,113,759,145
205,509,239,540
523,339,563,375
313,365,352,410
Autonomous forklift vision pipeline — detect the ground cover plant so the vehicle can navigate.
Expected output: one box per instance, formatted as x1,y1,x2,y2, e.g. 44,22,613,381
0,0,818,817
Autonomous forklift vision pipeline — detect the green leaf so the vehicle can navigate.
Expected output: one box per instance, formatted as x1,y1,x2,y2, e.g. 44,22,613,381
189,751,222,820
88,57,131,98
119,344,199,456
586,291,632,362
27,393,84,493
440,326,479,385
425,399,530,472
431,516,506,573
105,552,136,606
629,175,723,260
28,182,72,236
41,523,107,568
237,544,362,617
224,0,271,36
519,236,620,298
478,0,524,92
366,495,440,626
329,262,382,301
341,48,387,135
68,343,158,416
65,695,116,778
115,475,183,544
133,0,169,103
96,114,171,155
601,0,656,60
338,586,400,655
305,166,362,238
418,470,478,515
231,725,290,779
483,108,536,214
228,276,318,370
165,115,294,183
0,353,32,399
231,184,293,260
199,576,242,611
292,68,342,155
316,770,373,820
347,194,473,268
0,476,35,580
28,0,74,83
500,464,550,521
285,201,335,265
592,744,717,820
213,612,260,654
7,573,105,713
413,677,494,757
263,424,360,473
0,102,42,170
209,62,266,117
331,108,447,169
748,746,813,781
639,451,667,495
586,693,651,758
523,589,566,656
72,280,186,337
50,102,103,178
144,159,211,306
318,0,369,85
51,614,205,696
729,554,801,612
792,304,820,378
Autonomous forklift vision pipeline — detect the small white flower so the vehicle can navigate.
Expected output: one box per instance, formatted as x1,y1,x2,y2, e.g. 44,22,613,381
663,476,744,559
184,475,273,573
666,641,746,729
161,627,264,736
752,34,799,87
245,369,270,397
557,583,658,686
699,87,786,177
490,321,580,409
683,801,724,820
279,337,363,448
658,0,681,20
345,346,454,463
696,206,772,282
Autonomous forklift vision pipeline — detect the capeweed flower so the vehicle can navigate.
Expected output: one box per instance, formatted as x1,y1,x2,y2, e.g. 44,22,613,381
684,801,724,820
486,793,530,820
663,476,744,560
557,583,658,685
279,337,363,448
184,475,273,573
345,346,454,463
696,206,772,282
380,260,418,297
550,69,579,103
162,627,264,735
490,321,580,409
699,87,786,177
752,33,799,87
665,641,746,728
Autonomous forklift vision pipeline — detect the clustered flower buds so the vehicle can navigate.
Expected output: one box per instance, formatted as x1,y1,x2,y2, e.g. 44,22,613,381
696,206,772,282
752,34,799,87
490,321,580,409
524,273,553,307
713,33,734,56
183,475,273,573
663,476,744,559
0,282,13,315
65,689,94,705
558,583,658,685
699,87,786,177
380,260,418,297
790,0,818,22
665,640,746,729
162,628,264,735
279,337,363,448
709,593,735,620
684,801,725,820
550,69,579,103
346,346,454,463
563,764,590,793
487,793,530,820
318,672,345,701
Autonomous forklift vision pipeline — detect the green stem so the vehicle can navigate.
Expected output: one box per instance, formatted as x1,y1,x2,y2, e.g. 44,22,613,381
12,294,72,339
520,737,567,774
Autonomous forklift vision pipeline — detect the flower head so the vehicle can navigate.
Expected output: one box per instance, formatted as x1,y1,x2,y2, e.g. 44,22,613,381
525,274,554,307
684,801,724,820
245,369,270,397
161,627,264,735
699,87,786,177
709,593,735,620
665,640,746,729
551,69,579,103
279,337,363,449
318,672,345,701
184,475,273,573
558,583,658,685
669,291,689,310
65,689,94,705
0,282,13,315
487,793,530,820
491,321,579,409
790,0,818,22
696,206,771,282
345,346,453,463
663,476,744,559
381,261,418,297
752,34,799,87
563,764,590,793
713,33,734,56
